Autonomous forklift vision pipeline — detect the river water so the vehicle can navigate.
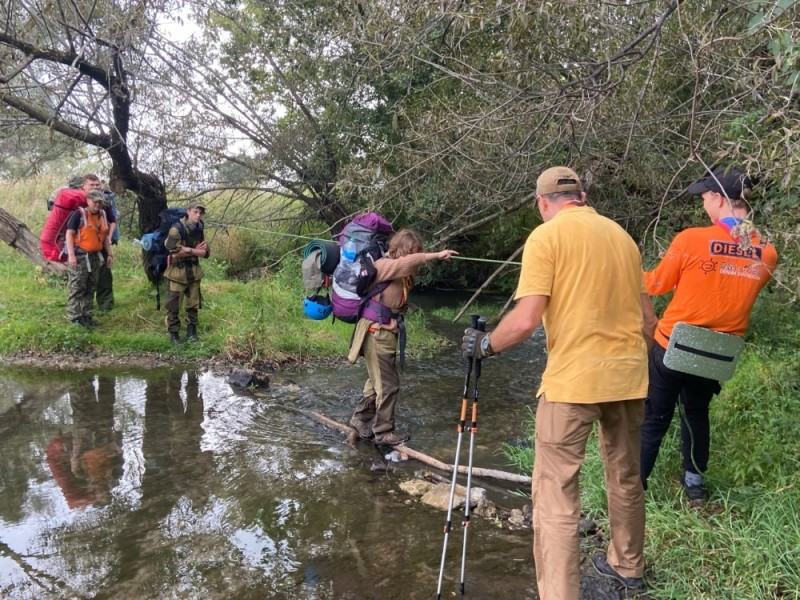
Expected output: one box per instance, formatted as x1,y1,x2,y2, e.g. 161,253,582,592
0,316,629,599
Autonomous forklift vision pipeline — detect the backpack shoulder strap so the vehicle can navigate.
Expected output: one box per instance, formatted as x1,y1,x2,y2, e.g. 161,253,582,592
71,207,88,243
73,207,88,229
175,220,188,240
360,280,391,305
57,208,77,237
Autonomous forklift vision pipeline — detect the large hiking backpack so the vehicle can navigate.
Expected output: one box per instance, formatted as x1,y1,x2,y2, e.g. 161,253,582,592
140,208,189,307
40,188,87,262
330,213,394,324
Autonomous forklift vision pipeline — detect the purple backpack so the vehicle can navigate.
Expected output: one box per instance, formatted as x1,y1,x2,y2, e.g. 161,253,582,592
331,213,394,324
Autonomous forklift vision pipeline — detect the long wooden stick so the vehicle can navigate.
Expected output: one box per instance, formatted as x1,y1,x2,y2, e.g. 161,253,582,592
294,408,531,485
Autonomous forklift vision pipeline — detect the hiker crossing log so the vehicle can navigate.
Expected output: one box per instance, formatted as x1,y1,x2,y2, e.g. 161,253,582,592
295,408,531,485
0,207,67,275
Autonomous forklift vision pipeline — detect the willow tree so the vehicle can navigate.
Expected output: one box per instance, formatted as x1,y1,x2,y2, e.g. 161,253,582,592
191,0,797,291
0,0,175,232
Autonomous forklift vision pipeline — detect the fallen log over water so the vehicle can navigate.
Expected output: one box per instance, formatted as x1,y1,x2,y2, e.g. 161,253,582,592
293,408,531,485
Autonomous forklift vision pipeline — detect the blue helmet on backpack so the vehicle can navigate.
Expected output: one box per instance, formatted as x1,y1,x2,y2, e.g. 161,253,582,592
304,294,333,320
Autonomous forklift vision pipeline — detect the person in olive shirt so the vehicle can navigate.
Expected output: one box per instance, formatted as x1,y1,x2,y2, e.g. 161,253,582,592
163,200,209,344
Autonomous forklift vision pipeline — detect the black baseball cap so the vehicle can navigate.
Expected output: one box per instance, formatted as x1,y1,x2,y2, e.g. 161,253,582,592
686,166,752,200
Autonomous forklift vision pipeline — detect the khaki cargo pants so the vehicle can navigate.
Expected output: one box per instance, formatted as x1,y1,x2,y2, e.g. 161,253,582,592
352,327,400,436
165,280,201,333
532,395,645,600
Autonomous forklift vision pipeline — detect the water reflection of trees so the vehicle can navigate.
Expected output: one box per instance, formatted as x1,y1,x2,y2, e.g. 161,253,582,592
2,366,534,599
0,370,217,598
98,369,213,599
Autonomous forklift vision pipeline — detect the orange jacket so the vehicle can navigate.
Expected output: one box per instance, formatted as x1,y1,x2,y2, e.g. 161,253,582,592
646,222,778,349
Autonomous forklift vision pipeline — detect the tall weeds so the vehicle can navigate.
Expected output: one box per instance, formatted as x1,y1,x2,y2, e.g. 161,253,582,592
0,181,452,366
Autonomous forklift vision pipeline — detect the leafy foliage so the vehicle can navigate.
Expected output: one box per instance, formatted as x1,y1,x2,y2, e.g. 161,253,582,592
2,0,798,293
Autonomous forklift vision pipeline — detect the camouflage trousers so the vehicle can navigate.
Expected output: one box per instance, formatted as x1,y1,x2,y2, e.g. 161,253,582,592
165,279,201,333
67,252,102,321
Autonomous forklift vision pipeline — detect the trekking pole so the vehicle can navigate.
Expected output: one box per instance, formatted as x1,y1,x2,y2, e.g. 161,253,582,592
459,316,485,596
436,314,479,600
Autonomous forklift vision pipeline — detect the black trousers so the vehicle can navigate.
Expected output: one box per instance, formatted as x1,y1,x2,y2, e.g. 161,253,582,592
640,344,721,487
95,263,114,311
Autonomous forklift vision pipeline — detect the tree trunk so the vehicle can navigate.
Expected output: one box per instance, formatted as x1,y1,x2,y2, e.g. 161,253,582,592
109,166,168,235
0,207,67,275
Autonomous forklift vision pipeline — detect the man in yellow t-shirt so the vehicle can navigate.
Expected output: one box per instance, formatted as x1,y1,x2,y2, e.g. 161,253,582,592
463,167,657,599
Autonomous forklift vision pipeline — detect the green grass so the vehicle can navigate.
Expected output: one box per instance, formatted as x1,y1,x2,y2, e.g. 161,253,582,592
0,174,451,364
0,232,449,366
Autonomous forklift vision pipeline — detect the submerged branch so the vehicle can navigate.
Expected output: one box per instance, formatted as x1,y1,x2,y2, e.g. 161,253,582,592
294,408,531,485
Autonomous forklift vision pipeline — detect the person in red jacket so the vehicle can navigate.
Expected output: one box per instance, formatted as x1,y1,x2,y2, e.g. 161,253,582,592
640,166,778,501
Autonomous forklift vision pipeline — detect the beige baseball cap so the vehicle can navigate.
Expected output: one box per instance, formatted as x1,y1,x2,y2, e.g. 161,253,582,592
536,167,583,196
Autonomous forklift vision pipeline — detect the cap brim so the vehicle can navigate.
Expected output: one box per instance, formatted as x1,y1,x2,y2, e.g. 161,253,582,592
686,180,711,195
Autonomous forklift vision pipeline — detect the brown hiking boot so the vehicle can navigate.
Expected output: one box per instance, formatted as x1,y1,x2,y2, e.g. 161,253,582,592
349,417,373,439
592,555,645,590
373,430,410,446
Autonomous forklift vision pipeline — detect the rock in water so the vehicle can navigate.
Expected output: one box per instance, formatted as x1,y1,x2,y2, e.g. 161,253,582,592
227,369,269,389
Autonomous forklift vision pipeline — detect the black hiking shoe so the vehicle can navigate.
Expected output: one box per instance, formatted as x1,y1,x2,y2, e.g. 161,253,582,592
373,430,410,446
185,323,200,343
82,316,99,328
71,318,87,327
349,417,374,439
169,332,181,345
681,475,708,502
592,555,645,590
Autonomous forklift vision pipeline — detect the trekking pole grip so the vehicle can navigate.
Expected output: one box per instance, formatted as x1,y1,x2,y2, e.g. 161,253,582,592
465,313,480,372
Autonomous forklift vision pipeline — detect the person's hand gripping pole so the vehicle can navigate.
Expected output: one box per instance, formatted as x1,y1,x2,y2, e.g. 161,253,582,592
436,314,479,600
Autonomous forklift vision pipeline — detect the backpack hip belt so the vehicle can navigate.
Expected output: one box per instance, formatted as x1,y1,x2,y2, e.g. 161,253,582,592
362,298,397,325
